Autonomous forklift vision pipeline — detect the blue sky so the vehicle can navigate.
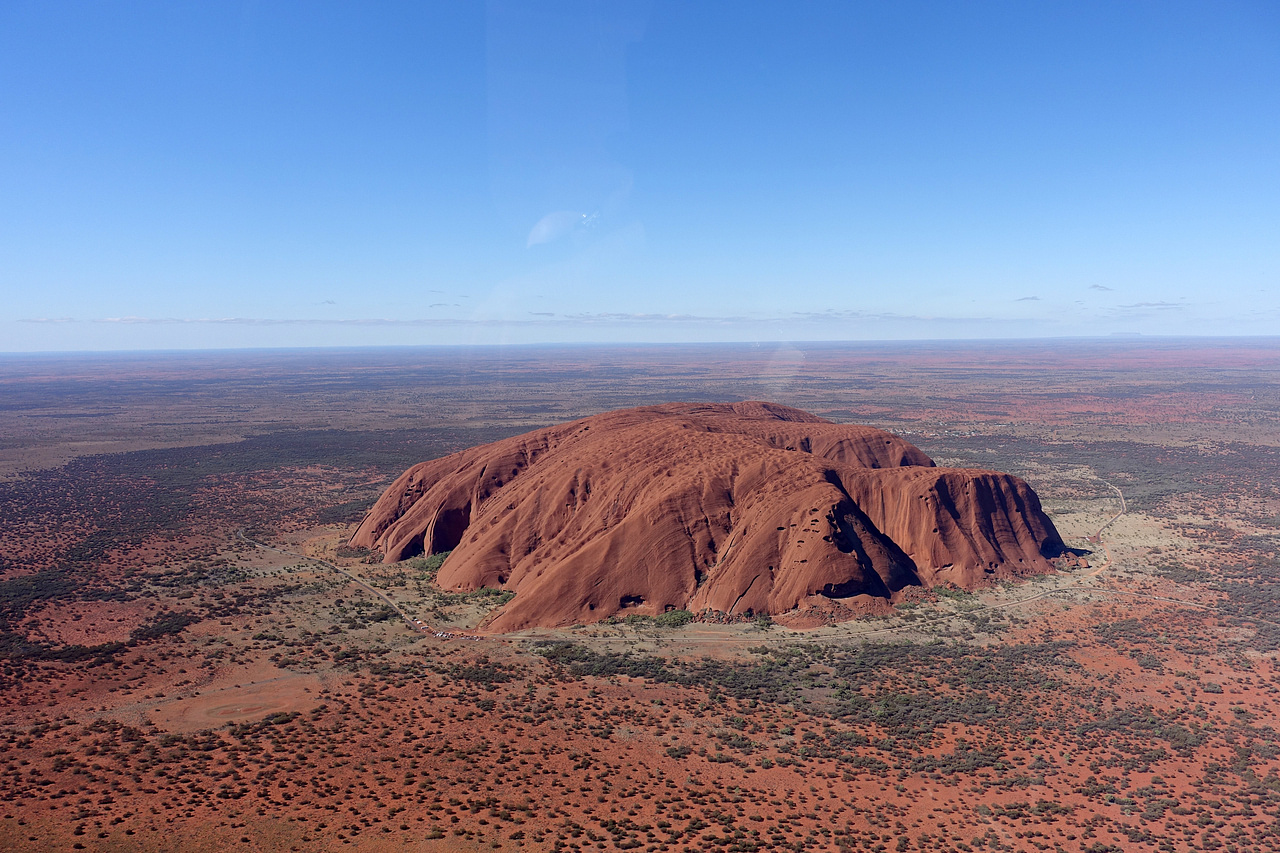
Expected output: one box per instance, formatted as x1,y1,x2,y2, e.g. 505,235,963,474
2,0,1278,351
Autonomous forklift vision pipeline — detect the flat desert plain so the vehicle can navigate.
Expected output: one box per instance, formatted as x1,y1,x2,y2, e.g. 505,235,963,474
1,339,1279,853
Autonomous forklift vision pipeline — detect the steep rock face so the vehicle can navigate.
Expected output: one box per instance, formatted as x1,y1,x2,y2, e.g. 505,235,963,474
349,402,1063,632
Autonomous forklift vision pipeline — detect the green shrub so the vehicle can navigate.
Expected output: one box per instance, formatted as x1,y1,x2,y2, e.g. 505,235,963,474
654,609,693,628
405,551,451,582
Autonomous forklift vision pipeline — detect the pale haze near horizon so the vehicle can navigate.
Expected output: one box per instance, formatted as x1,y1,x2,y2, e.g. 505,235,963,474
1,1,1277,352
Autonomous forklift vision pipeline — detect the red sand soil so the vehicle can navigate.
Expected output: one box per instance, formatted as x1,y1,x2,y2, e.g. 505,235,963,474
18,599,158,647
5,590,1280,853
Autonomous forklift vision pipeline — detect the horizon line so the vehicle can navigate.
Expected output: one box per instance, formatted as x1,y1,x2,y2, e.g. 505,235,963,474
3,332,1280,358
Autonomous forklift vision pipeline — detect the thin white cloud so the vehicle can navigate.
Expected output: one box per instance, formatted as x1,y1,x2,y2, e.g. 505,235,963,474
93,316,492,327
526,211,585,247
558,311,740,323
18,306,1158,330
785,308,1002,324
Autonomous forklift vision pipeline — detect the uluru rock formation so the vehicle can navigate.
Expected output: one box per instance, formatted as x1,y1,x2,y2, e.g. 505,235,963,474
349,402,1064,632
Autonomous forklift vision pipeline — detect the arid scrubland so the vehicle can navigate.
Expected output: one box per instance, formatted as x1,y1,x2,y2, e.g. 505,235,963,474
2,340,1279,852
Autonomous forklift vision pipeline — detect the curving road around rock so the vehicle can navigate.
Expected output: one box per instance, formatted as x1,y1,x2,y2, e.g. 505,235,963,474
234,528,475,639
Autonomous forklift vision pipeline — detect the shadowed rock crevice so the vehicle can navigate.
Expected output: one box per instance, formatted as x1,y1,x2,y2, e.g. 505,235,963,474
827,501,921,595
350,402,1064,631
429,503,471,555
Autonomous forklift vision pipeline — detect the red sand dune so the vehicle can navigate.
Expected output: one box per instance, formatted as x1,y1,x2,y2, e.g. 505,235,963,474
350,402,1063,631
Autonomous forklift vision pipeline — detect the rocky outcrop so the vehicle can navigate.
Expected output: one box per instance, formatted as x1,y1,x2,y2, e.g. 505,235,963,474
349,402,1063,632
